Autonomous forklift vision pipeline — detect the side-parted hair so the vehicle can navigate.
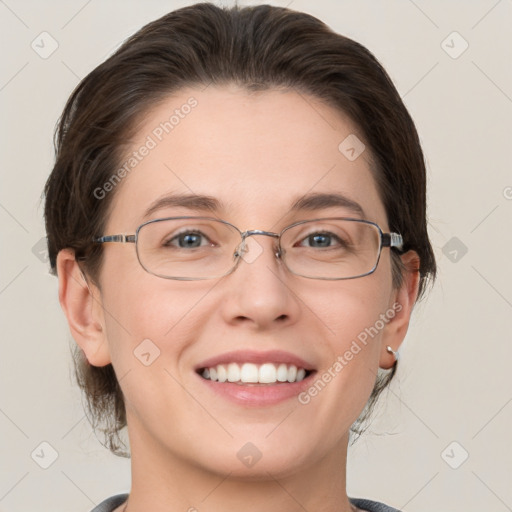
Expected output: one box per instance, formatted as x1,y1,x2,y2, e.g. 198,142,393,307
44,2,436,456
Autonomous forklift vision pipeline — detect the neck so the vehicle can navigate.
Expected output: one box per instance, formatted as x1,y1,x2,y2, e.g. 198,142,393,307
120,414,357,512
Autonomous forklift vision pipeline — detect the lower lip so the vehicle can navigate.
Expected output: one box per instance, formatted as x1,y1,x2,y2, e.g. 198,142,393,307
196,372,316,407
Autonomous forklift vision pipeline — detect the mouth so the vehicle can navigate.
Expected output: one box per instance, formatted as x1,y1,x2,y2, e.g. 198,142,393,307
193,350,317,406
196,362,314,385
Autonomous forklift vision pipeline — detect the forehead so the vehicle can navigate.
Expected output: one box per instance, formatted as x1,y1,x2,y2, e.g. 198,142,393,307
106,85,387,231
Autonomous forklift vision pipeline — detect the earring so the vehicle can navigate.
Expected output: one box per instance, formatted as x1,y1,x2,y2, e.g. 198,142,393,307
386,345,399,363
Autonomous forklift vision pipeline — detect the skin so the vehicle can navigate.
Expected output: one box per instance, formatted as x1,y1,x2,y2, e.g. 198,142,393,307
57,85,420,512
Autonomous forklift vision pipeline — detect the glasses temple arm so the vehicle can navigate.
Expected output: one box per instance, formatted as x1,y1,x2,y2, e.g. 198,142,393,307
382,232,403,251
93,234,136,243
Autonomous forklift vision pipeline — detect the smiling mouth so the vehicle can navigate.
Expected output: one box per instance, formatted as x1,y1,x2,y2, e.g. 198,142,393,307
197,362,314,385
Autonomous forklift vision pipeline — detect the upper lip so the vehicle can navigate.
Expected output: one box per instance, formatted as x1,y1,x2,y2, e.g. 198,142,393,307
195,350,316,372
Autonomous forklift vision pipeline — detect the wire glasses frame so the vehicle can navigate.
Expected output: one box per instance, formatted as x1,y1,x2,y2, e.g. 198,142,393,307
93,216,404,281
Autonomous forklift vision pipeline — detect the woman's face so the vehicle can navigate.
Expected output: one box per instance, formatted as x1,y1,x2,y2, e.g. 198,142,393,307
89,85,404,477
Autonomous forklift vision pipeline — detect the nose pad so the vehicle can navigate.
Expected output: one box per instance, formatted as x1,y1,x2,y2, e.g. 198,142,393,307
234,235,284,267
237,237,264,264
233,239,247,260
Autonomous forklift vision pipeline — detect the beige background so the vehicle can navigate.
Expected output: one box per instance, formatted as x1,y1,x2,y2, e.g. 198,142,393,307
1,1,511,511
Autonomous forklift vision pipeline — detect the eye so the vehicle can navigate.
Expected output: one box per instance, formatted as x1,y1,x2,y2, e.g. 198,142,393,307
165,230,212,249
298,232,345,248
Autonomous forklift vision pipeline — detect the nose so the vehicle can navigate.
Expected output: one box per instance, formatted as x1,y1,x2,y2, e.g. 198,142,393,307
219,234,301,330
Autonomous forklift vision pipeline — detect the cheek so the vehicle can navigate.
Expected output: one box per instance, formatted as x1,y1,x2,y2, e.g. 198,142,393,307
318,287,387,389
97,248,200,370
306,264,392,349
98,275,207,422
296,272,393,423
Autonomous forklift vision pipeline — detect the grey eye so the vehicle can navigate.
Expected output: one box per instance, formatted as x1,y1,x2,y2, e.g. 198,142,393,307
165,231,209,248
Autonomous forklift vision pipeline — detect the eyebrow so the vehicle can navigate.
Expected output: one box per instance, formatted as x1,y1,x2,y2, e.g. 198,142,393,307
143,192,366,220
143,193,222,219
289,192,366,218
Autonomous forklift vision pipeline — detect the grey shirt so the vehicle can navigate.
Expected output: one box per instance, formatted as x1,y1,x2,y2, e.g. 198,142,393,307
90,493,402,512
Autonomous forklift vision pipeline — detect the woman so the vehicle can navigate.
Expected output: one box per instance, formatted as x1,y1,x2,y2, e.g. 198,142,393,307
44,3,436,511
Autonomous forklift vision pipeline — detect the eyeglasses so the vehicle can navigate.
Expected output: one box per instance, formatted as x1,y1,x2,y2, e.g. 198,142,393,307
93,216,403,281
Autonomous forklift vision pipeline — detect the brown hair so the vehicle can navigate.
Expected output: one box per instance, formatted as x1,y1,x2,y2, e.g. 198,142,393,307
45,2,436,456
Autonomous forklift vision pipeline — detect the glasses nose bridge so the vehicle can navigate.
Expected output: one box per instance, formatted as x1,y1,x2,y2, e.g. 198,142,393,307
241,229,280,240
237,229,281,260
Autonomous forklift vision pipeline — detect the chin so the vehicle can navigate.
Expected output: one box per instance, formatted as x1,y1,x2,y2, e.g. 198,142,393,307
185,436,317,480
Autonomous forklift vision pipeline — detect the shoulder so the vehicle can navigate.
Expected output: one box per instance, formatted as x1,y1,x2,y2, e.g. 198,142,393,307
350,497,402,512
89,493,129,512
89,494,398,512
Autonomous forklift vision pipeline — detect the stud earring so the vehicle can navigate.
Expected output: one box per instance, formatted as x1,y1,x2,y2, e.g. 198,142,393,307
386,345,399,363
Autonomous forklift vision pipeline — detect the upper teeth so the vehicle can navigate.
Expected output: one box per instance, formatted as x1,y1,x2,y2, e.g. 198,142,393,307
201,363,307,384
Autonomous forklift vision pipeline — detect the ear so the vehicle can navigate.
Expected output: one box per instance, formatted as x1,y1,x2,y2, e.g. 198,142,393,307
379,250,421,369
56,249,112,367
